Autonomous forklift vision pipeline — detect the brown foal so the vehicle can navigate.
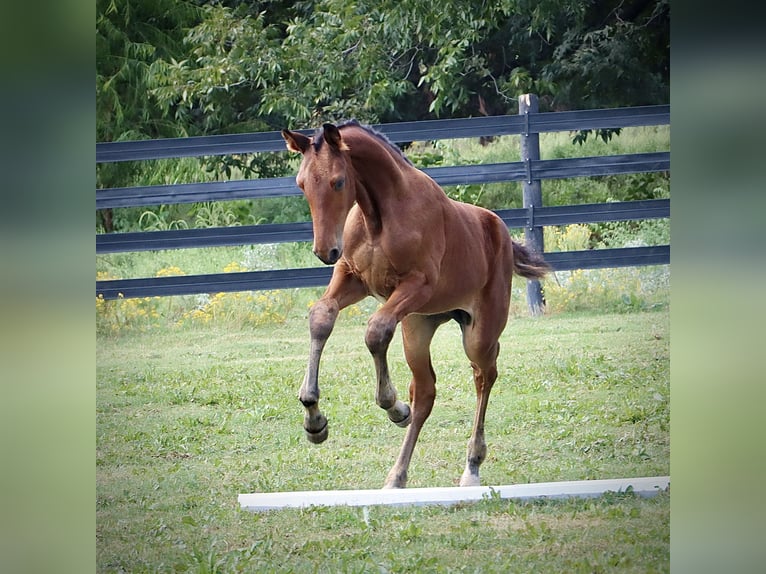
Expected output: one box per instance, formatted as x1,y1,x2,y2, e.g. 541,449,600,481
282,121,549,488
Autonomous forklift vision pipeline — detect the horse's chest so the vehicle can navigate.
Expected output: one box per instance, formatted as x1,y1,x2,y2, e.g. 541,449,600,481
347,244,398,301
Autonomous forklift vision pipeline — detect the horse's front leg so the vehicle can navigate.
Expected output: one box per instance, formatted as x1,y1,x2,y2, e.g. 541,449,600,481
300,265,366,444
299,298,336,443
365,274,434,429
365,310,412,428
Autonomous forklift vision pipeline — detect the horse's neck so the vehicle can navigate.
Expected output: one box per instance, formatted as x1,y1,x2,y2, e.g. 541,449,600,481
353,179,382,235
347,136,408,234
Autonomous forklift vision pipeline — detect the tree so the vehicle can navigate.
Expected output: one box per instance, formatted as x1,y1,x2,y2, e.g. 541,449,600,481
149,0,668,130
97,0,203,230
97,0,669,228
96,0,202,142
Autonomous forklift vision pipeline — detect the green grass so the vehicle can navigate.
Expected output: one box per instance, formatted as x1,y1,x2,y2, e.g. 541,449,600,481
97,306,669,572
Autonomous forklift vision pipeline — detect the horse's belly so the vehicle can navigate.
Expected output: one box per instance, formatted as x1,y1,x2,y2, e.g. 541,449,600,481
416,286,477,316
353,255,482,313
368,286,389,303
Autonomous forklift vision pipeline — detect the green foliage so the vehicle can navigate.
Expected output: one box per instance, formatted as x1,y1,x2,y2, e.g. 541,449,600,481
242,196,311,225
192,202,251,228
545,0,670,108
543,265,669,314
99,0,669,144
405,126,669,213
96,0,201,142
157,0,666,127
97,1,668,233
96,261,301,337
572,127,622,146
137,205,189,231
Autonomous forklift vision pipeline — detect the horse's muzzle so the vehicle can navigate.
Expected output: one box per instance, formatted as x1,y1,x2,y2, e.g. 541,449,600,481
314,247,341,265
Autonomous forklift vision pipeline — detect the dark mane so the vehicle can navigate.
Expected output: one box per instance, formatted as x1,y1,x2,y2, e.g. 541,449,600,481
313,120,413,165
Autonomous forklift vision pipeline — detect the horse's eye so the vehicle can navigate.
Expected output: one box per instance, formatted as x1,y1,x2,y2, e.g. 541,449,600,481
333,178,345,191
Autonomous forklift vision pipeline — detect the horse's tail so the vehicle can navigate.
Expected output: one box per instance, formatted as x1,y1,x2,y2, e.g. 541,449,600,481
511,240,551,280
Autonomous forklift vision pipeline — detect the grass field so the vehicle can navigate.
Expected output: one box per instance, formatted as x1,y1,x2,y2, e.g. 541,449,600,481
97,304,669,572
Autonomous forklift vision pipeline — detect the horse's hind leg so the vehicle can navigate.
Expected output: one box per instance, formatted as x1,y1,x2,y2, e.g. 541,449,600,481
460,355,498,486
383,313,449,488
459,304,507,487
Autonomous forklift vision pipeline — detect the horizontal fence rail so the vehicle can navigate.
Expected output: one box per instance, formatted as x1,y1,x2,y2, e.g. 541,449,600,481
97,177,299,210
97,267,334,299
96,105,668,163
96,152,669,210
97,102,669,301
97,221,315,253
96,245,670,300
97,199,669,254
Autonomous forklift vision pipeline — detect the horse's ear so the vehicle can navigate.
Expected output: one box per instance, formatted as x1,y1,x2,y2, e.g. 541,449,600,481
322,123,349,151
282,129,311,154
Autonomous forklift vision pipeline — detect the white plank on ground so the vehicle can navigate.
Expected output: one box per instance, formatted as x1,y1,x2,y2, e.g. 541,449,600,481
238,476,669,512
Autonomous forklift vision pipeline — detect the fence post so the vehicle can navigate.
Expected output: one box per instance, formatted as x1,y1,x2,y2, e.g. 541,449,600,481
518,93,546,315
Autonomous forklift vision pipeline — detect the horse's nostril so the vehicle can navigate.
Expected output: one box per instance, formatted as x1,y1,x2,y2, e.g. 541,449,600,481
312,247,341,265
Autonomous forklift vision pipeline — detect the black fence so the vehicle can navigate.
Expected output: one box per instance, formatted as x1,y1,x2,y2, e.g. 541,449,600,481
96,102,669,301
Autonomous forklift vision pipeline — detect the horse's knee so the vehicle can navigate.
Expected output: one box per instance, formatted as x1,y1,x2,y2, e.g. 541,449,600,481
309,300,339,340
365,314,395,354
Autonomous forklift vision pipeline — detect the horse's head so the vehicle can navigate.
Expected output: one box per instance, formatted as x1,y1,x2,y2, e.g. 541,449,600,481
282,123,355,265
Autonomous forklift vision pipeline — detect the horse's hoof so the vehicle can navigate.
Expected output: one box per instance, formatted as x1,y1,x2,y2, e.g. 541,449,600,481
388,403,411,428
304,423,328,444
383,470,407,489
459,471,480,487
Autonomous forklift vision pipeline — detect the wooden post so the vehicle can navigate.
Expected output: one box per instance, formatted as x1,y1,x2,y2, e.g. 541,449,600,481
519,94,546,315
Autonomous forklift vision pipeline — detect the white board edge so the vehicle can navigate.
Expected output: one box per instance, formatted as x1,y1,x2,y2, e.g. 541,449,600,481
238,476,669,512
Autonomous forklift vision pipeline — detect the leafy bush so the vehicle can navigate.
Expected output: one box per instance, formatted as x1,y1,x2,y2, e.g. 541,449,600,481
96,262,299,335
179,290,294,328
538,224,669,314
544,267,668,314
178,262,295,327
